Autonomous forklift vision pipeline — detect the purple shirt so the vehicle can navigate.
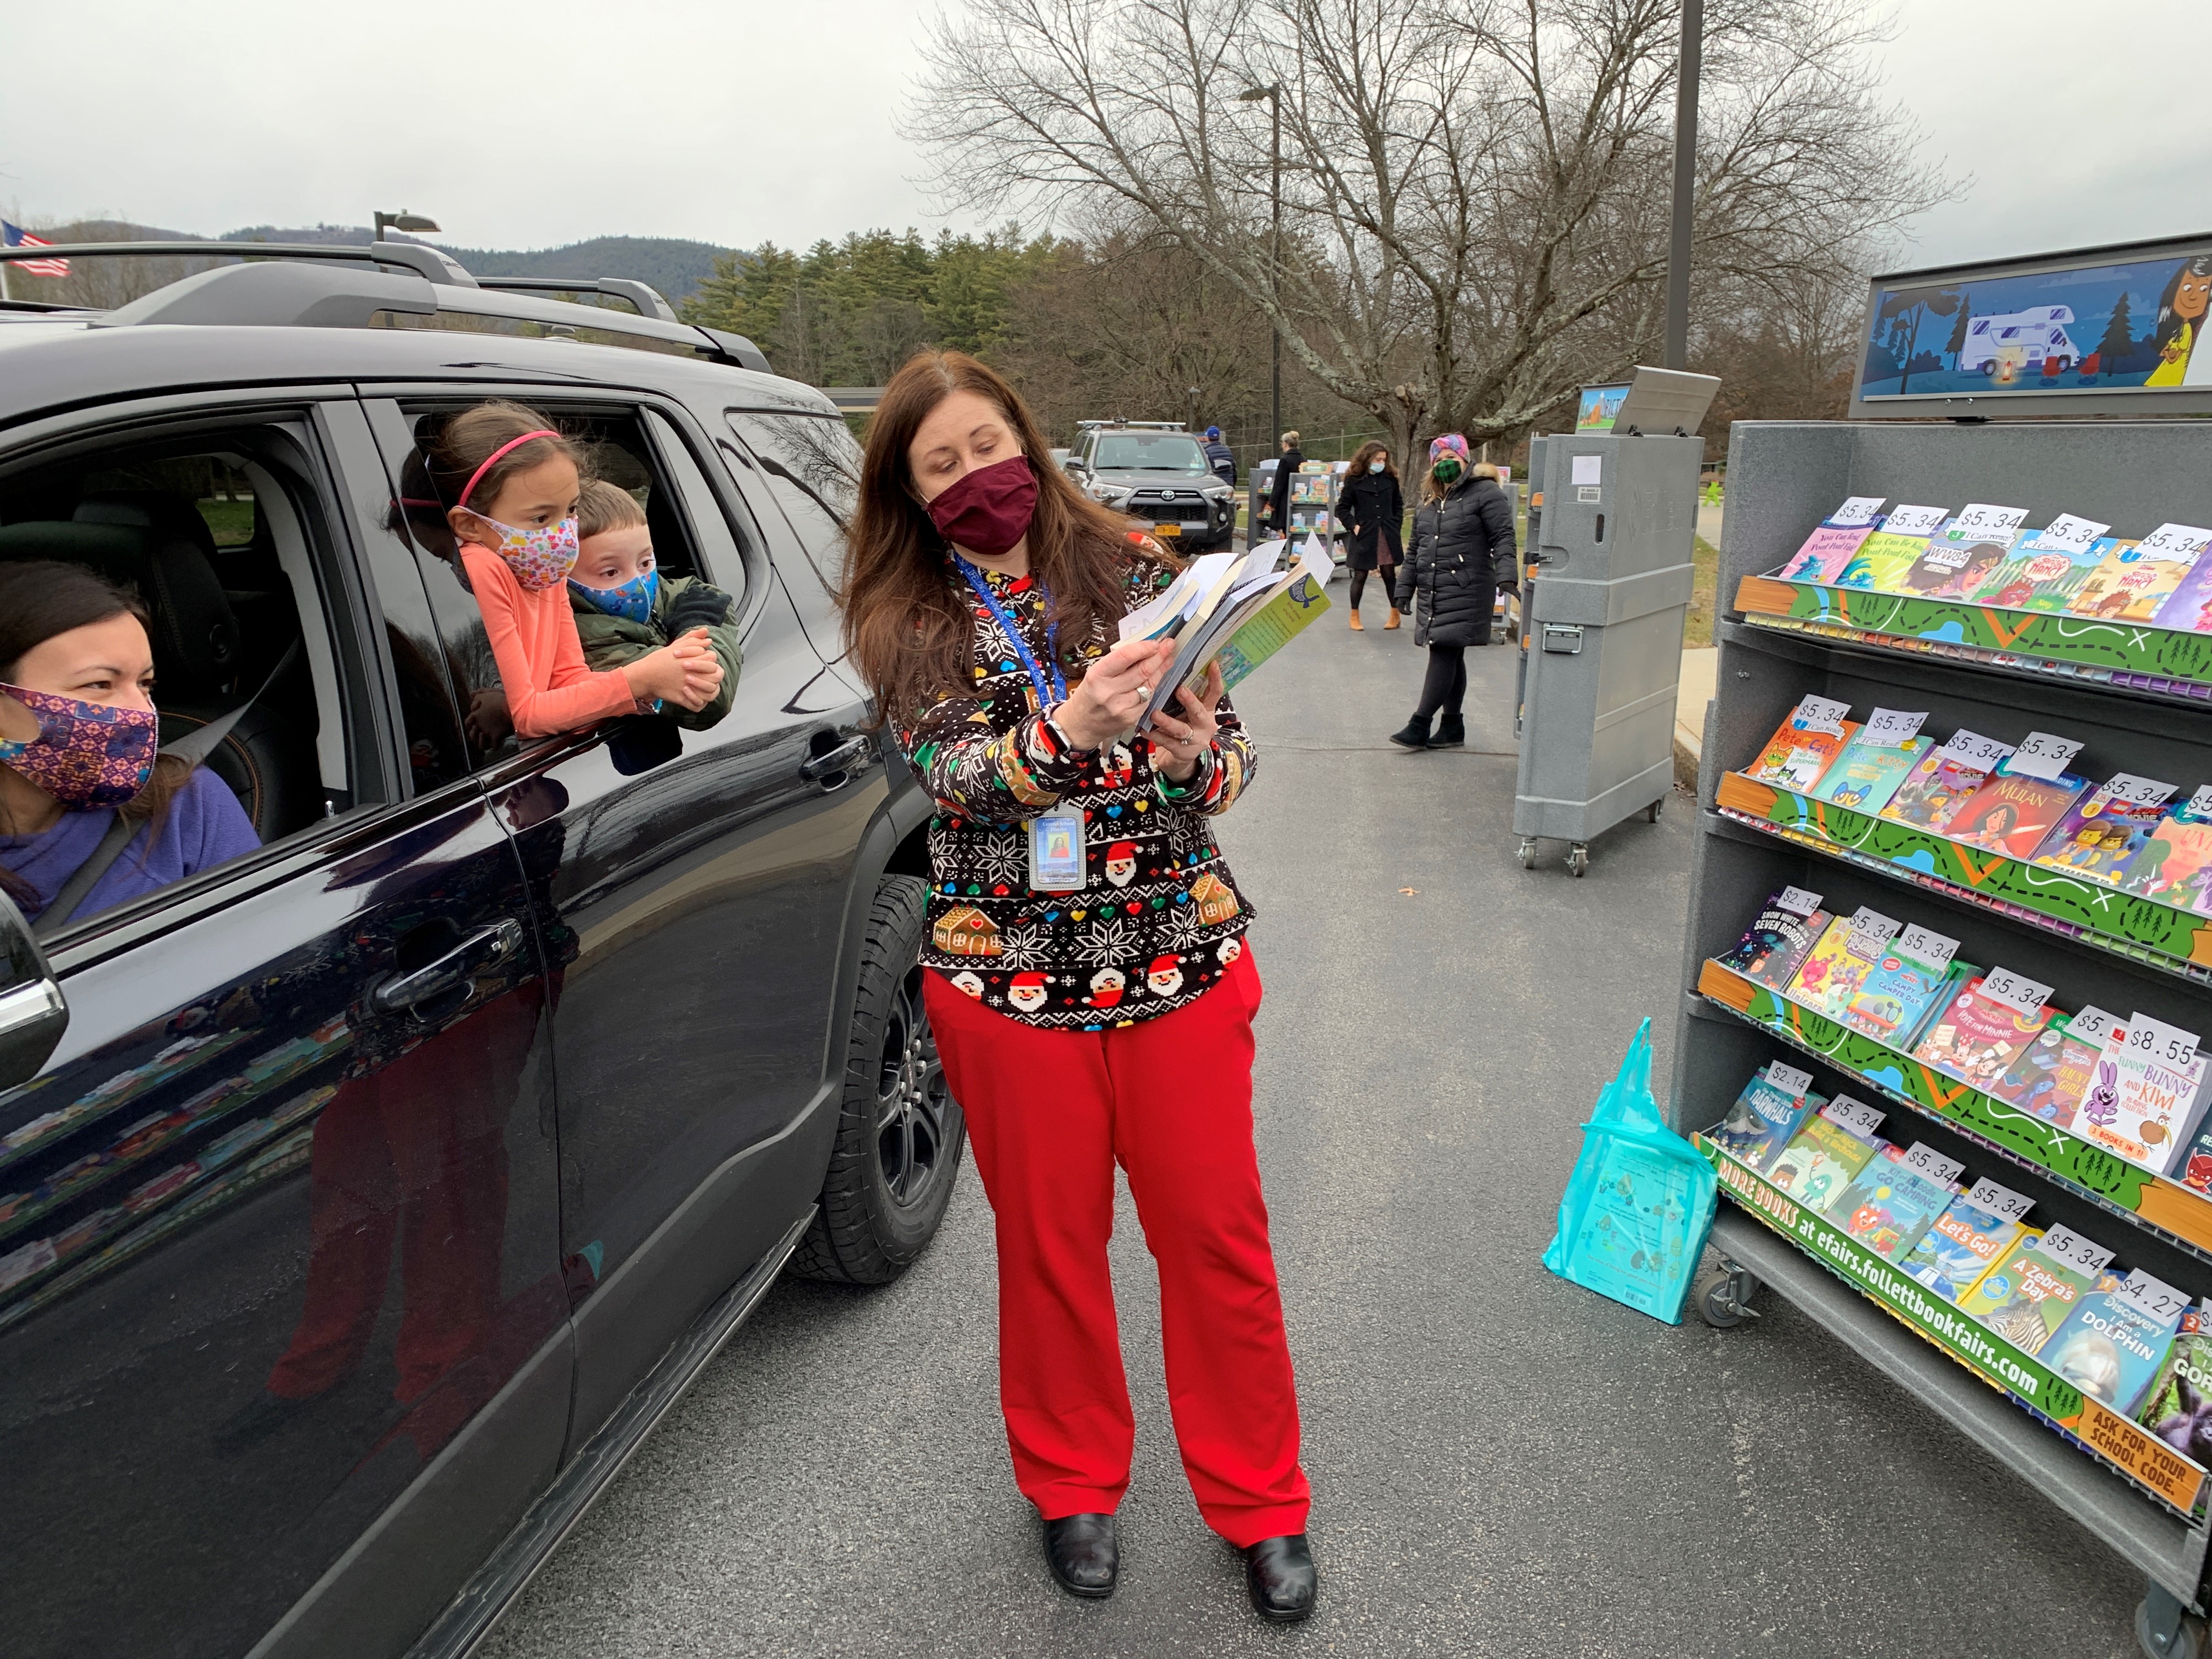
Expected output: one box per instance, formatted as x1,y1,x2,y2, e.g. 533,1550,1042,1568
1,768,261,927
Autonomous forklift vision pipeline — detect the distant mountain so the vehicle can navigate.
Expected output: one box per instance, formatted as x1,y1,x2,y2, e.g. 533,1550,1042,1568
218,224,737,303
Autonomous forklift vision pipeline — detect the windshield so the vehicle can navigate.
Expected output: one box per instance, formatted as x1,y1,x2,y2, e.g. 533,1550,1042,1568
1092,433,1209,473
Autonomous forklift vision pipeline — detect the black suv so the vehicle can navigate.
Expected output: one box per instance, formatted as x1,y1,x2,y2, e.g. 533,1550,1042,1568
1061,420,1237,550
0,242,961,1659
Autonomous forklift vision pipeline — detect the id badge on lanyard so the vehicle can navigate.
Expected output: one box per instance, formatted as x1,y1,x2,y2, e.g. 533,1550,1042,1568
1029,809,1086,891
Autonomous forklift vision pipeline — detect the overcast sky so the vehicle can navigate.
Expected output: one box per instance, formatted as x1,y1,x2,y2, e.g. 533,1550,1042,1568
0,0,2199,269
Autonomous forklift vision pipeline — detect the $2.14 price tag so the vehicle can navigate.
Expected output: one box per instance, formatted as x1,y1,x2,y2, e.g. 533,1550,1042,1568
2124,1012,2200,1071
1774,885,1824,917
1822,1094,1885,1138
2006,731,2085,783
1966,1177,2034,1222
2118,1270,2191,1327
1861,708,1928,748
1763,1060,1815,1101
2036,1224,2115,1279
1900,1142,1965,1186
1980,968,2053,1017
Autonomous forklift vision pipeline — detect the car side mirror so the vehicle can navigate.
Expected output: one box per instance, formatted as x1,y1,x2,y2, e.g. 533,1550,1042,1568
0,889,68,1093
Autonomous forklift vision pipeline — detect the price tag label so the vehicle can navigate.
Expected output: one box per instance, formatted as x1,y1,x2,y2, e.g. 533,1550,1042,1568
1845,906,1901,947
1884,504,1949,538
1900,1141,1965,1186
1953,503,2029,540
1829,496,1886,528
1822,1094,1886,1138
1861,708,1928,748
1764,1060,1815,1100
2185,786,2212,823
1791,694,1852,737
2119,1269,2192,1326
2138,523,2212,560
1895,923,1959,970
2006,730,2085,783
2036,1224,2115,1278
1939,729,2012,770
2028,514,2110,555
1774,885,1824,917
2067,1006,2122,1048
2096,773,2176,812
2124,1012,2201,1071
1966,1177,2035,1222
1980,967,2053,1016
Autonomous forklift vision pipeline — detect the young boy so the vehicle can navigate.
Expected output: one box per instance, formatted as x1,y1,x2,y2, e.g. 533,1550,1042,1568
568,478,743,729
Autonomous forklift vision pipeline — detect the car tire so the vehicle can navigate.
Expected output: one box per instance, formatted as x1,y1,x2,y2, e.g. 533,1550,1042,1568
789,875,967,1284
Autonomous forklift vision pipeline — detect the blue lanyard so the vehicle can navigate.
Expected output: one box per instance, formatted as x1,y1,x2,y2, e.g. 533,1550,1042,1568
954,554,1066,708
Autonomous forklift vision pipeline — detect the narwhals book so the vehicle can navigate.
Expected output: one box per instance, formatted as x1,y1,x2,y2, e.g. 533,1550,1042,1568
1708,1068,1822,1173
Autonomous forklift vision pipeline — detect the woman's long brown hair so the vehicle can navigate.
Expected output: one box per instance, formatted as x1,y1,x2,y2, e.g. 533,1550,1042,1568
1347,440,1397,479
839,351,1166,728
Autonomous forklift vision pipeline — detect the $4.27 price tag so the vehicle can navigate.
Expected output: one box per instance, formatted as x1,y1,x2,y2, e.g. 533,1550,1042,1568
1966,1177,2034,1223
1860,708,1928,748
1940,729,2012,771
2006,730,2085,783
1774,885,1824,917
2119,1269,2192,1327
1763,1060,1815,1101
1900,1141,1965,1186
2036,1223,2115,1279
1980,967,2053,1017
1895,923,1959,971
1822,1094,1885,1138
2124,1011,2201,1071
1791,694,1851,738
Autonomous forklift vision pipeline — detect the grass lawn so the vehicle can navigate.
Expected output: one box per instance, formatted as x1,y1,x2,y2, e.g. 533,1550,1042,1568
1684,534,1719,646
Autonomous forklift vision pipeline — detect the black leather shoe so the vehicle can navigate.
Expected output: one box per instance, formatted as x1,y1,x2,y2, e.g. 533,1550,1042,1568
1045,1512,1118,1599
1243,1533,1317,1622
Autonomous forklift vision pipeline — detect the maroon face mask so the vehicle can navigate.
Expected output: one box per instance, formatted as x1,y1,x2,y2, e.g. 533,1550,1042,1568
925,453,1039,559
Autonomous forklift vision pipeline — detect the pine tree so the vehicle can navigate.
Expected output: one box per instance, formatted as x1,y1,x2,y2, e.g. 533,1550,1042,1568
2096,291,2135,371
1945,301,1971,365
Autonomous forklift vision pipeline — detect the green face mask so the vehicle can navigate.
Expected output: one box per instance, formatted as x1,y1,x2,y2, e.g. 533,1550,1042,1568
1433,458,1462,484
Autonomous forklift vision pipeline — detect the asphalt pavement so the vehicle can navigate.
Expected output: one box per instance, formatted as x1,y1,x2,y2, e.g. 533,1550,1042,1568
481,592,2145,1659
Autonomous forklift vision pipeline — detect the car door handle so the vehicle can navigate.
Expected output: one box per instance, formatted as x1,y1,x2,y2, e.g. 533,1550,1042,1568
800,736,870,783
370,919,525,1014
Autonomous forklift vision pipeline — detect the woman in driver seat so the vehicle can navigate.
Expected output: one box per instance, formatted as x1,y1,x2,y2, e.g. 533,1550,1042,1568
0,561,258,929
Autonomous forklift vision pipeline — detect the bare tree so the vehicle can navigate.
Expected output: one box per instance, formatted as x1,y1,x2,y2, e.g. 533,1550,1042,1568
908,0,1945,463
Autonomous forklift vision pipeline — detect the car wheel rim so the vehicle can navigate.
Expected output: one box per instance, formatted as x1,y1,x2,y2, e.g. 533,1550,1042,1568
875,965,950,1209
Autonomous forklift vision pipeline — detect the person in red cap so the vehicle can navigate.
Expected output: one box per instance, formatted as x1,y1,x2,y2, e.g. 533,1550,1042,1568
837,349,1315,1623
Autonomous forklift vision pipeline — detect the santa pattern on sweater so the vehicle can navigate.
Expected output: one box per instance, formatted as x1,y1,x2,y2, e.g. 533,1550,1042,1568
896,544,1257,1030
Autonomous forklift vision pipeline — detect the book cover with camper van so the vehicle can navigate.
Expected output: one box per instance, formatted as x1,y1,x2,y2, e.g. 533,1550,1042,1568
1715,891,1831,992
1808,733,1931,816
1767,1117,1882,1218
1843,954,1972,1049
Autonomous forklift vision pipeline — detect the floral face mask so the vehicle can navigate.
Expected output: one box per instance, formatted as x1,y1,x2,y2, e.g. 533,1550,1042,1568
0,683,160,809
464,512,581,592
568,568,660,625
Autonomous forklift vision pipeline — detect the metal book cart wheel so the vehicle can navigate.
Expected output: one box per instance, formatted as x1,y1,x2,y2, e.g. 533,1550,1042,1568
2140,1585,2206,1659
1515,799,1660,876
1695,1258,1760,1329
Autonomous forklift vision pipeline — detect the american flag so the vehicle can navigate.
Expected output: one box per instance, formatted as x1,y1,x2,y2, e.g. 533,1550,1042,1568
2,222,70,278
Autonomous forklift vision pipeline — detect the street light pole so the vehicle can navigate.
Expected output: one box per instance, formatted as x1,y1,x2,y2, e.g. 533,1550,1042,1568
1662,0,1701,371
1238,83,1284,450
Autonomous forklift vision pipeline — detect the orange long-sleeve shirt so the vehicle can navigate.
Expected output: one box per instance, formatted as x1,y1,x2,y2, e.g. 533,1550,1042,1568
460,544,638,737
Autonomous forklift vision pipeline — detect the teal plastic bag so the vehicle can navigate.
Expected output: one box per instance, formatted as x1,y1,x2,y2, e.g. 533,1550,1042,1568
1542,1018,1718,1325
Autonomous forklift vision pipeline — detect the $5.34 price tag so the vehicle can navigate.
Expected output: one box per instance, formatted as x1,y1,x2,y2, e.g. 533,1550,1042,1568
2138,522,2212,560
1940,729,2012,771
1884,504,1948,538
2119,1270,2191,1327
1861,708,1928,748
2184,785,2212,823
2036,1224,2115,1279
2097,772,2176,812
2028,513,2109,555
2124,1012,2200,1071
1966,1177,2034,1222
1774,885,1824,917
1895,923,1959,971
1900,1141,1965,1186
1822,1094,1885,1138
1829,496,1884,528
1791,694,1851,737
1764,1060,1815,1100
1952,503,2029,540
2006,730,2085,783
1846,906,1901,946
2067,1005,2122,1048
1980,967,2053,1017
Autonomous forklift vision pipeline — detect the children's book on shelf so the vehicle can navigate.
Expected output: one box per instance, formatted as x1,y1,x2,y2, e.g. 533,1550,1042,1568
2150,529,2212,634
1947,764,2094,862
1714,887,1831,992
1878,732,2011,834
1962,1232,2109,1356
1967,515,2114,612
1784,911,1899,1023
1899,1185,2032,1304
1911,977,2054,1090
1708,1063,1822,1173
2117,814,2212,915
1826,1142,1962,1262
1776,496,1886,584
1895,510,2024,600
2136,1306,2212,1458
1840,925,1972,1048
2046,1273,2191,1417
2027,774,2177,884
1987,1008,2115,1131
1767,1110,1884,1217
1954,1228,2048,1320
2065,525,2209,623
1807,731,1932,815
1746,696,1858,793
2077,1015,2210,1176
1833,504,1948,591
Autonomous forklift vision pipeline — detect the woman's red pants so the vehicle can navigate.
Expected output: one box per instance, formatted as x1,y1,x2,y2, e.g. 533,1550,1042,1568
922,949,1310,1547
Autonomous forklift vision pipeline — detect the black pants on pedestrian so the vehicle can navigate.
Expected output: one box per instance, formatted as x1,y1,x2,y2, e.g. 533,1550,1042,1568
1348,566,1395,612
1414,645,1467,720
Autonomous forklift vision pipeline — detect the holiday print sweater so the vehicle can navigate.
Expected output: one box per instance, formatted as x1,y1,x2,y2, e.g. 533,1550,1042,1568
896,549,1256,1029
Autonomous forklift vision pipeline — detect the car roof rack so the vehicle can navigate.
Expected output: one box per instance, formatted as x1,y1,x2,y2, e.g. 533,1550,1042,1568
0,240,771,373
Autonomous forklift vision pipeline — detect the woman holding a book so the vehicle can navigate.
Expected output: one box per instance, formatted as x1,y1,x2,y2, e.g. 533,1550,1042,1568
837,350,1316,1623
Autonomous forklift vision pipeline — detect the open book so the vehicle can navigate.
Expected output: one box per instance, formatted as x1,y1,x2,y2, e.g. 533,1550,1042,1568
1118,538,1333,729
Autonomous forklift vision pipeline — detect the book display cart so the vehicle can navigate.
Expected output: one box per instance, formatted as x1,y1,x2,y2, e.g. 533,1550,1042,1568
1674,416,2212,1658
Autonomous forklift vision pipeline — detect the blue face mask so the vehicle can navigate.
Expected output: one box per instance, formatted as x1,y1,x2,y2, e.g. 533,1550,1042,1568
569,568,659,625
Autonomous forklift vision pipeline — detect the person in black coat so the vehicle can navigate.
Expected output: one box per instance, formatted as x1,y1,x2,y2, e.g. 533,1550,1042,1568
1335,440,1403,631
1263,431,1302,537
1202,426,1237,487
1389,435,1516,750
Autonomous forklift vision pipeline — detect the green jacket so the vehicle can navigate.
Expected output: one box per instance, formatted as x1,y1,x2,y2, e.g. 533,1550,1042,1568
568,573,743,730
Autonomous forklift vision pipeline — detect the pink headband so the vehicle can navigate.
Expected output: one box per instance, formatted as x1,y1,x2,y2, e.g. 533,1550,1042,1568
456,429,560,510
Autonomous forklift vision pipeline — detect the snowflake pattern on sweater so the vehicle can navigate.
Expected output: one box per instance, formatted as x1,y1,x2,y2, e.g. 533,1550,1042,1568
896,546,1256,1029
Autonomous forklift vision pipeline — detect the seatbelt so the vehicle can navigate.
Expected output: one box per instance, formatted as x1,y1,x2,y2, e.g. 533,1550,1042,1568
31,637,302,940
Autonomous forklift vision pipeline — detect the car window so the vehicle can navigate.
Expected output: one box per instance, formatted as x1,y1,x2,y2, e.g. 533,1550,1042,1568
0,415,383,939
1093,433,1210,474
723,410,860,596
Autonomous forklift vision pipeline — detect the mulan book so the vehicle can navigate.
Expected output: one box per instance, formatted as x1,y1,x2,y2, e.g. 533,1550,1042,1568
1911,978,2052,1090
1826,1143,1960,1262
1833,504,1947,591
1878,740,2010,834
1966,514,2113,613
1708,1067,1822,1173
2046,1280,2188,1416
1807,732,1931,815
1946,765,2093,861
1776,496,1886,584
1841,945,1971,1048
1714,888,1831,992
1899,1193,2030,1304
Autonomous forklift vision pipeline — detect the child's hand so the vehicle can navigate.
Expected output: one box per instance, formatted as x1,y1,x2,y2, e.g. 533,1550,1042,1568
623,630,723,711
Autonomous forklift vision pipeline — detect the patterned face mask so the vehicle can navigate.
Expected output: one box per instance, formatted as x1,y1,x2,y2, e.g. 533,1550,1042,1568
0,683,160,809
568,568,660,625
463,511,580,591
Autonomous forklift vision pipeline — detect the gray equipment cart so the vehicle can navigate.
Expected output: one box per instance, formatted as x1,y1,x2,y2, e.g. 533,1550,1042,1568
1512,430,1700,874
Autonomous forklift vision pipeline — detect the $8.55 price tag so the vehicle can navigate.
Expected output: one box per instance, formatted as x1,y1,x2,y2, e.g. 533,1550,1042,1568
2036,1224,2115,1279
1895,923,1958,971
1900,1142,1965,1186
1966,1177,2034,1222
2006,730,2085,783
1861,708,1928,748
1821,1094,1885,1138
1774,885,1824,917
2124,1011,2200,1071
1763,1060,1815,1100
1940,729,2012,771
1980,967,2053,1017
2119,1269,2191,1326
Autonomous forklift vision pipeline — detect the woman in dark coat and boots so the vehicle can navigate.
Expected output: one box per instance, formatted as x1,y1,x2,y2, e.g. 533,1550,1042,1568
1336,440,1402,631
1389,435,1515,750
